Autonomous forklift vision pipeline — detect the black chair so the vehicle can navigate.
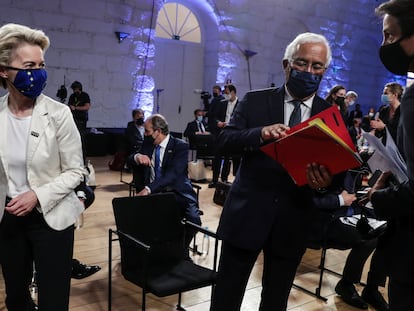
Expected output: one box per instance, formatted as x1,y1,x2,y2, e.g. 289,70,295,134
108,193,218,311
188,134,215,161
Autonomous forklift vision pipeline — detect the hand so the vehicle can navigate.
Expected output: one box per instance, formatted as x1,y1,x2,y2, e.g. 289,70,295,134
69,105,76,111
137,188,150,196
306,163,333,190
261,124,290,142
341,190,356,206
217,121,226,128
5,190,38,216
370,119,385,130
134,154,151,166
367,171,392,200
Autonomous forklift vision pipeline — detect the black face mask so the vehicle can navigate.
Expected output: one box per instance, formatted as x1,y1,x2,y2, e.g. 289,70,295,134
379,37,413,75
144,135,155,144
336,96,345,107
136,118,144,126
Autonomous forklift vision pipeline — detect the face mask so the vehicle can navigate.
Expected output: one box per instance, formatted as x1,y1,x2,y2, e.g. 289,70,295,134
136,117,144,126
379,37,413,75
196,115,203,122
7,67,47,98
144,135,155,144
381,94,391,105
223,94,231,101
336,96,345,106
213,93,219,98
348,100,355,106
369,112,375,118
286,69,322,99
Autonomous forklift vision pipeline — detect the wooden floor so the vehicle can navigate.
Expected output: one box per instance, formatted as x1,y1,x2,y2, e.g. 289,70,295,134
0,156,387,310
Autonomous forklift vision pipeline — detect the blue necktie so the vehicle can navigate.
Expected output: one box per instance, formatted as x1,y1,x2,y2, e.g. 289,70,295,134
154,145,161,179
289,101,302,127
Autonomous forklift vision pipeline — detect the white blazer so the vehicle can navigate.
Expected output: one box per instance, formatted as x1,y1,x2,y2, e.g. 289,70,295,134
0,93,85,230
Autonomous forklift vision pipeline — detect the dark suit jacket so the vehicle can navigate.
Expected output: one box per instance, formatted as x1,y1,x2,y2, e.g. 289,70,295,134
183,120,208,138
125,121,144,156
208,98,239,137
127,135,200,222
371,84,414,283
216,86,331,257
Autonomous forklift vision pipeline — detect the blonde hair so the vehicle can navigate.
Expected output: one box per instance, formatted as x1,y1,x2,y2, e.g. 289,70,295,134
0,23,50,88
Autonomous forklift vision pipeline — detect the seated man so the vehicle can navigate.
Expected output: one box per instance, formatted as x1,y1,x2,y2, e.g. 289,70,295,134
125,108,145,157
183,108,209,138
309,171,388,311
71,181,101,279
127,114,201,246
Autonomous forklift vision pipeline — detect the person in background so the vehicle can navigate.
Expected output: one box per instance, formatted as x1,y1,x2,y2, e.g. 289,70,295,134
125,108,145,157
348,101,362,126
208,84,239,187
210,32,333,311
310,171,389,310
325,84,348,120
0,23,85,311
371,82,403,144
368,0,414,309
68,80,91,163
184,108,209,138
127,114,201,246
71,181,101,280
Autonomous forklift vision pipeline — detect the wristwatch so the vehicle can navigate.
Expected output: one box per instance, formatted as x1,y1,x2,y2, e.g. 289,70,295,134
76,191,87,200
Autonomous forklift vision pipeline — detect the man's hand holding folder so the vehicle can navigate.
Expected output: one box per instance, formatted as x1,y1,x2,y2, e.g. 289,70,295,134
261,106,362,186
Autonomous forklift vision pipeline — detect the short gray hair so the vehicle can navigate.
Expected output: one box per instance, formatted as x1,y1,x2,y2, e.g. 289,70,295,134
346,91,358,98
149,114,169,135
0,23,50,88
283,32,332,68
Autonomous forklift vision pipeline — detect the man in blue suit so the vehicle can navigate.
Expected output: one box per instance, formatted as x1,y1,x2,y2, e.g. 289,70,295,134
210,32,334,311
127,114,201,232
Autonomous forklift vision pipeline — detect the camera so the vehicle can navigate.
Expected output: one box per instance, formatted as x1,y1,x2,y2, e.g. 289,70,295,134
200,91,211,100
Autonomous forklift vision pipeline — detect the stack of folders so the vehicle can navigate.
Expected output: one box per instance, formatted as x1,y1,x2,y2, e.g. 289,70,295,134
261,106,362,186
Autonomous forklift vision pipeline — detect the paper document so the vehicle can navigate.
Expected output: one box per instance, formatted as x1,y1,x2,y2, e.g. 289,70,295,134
340,214,387,230
362,130,408,183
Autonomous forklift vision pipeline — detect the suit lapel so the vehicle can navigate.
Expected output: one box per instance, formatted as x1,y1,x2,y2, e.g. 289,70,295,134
27,95,49,164
268,87,285,124
162,136,175,171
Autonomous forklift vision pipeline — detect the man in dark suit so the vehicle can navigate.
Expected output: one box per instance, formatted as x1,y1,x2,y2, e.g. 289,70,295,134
127,114,201,231
125,108,145,157
184,108,209,138
368,1,414,310
210,32,333,311
208,84,240,187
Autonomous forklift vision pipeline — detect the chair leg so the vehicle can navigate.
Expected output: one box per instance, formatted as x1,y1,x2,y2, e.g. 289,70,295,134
142,290,146,311
108,230,113,311
316,247,327,297
176,292,186,311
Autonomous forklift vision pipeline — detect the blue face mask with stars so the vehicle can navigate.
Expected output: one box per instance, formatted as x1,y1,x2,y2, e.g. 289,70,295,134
6,66,48,99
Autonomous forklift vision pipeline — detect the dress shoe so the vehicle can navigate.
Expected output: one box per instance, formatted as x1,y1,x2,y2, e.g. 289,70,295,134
71,259,101,279
208,182,217,188
335,279,368,309
361,286,389,311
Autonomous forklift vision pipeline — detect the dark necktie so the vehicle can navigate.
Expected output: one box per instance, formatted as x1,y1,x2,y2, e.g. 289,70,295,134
154,145,161,179
198,121,203,132
289,101,302,127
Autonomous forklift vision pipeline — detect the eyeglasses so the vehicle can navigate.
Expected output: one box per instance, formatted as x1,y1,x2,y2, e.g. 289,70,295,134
291,59,326,73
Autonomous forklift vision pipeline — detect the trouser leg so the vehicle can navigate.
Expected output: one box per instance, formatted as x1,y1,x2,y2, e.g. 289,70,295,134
30,212,74,311
342,238,377,283
210,241,259,311
0,212,34,311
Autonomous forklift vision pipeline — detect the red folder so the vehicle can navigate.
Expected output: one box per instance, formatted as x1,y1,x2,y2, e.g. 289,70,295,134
261,106,362,186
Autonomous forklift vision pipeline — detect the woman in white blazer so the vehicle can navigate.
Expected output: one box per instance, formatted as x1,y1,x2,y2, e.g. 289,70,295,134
0,24,85,311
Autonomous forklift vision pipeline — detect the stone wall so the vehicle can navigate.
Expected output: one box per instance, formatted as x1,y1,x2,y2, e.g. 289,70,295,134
0,0,405,128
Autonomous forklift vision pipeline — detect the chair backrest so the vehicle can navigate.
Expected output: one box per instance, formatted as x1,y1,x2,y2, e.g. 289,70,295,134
112,193,186,277
188,134,215,158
